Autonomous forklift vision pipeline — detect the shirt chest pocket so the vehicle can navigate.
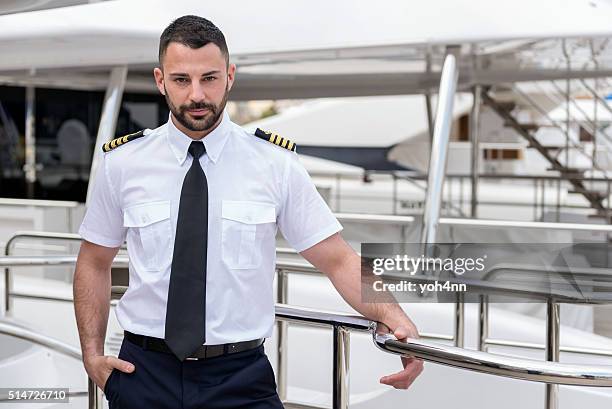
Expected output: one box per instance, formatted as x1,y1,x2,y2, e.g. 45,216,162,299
124,201,173,272
221,201,276,270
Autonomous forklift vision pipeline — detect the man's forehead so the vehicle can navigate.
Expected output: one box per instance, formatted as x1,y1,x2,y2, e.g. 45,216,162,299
162,42,226,70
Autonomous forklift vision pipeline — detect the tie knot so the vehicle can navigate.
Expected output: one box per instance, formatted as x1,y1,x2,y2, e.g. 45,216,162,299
188,141,206,159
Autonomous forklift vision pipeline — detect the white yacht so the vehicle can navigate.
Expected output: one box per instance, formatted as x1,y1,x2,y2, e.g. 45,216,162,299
0,1,612,408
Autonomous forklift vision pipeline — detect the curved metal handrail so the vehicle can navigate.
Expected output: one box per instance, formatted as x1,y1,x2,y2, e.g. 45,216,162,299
277,303,612,387
0,198,80,208
4,231,128,256
0,319,94,405
0,319,81,360
373,332,612,387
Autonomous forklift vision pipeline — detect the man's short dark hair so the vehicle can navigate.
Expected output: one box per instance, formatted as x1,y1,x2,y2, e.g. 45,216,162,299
159,15,229,66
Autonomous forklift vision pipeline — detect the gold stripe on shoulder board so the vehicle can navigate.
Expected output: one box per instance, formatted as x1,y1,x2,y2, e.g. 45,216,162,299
254,128,297,152
102,130,145,153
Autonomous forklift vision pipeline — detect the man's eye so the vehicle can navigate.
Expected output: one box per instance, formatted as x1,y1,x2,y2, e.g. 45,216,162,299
175,78,188,84
203,76,216,82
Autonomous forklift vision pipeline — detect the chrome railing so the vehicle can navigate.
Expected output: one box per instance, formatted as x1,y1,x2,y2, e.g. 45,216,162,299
2,256,612,409
478,262,612,358
4,231,127,313
374,330,612,387
0,318,89,403
309,170,612,219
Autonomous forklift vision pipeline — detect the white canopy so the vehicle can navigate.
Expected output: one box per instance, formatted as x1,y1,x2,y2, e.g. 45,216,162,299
1,0,612,71
1,0,612,98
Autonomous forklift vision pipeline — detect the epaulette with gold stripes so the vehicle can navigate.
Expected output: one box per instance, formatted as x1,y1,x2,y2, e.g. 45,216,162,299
254,128,297,152
102,130,145,153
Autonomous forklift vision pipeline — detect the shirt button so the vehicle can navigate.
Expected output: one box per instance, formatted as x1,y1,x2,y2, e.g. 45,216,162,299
246,215,252,222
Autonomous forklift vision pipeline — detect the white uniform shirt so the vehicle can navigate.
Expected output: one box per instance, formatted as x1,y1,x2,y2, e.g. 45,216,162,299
79,111,342,344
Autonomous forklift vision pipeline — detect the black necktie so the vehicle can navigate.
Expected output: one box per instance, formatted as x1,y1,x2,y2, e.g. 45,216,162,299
165,141,208,361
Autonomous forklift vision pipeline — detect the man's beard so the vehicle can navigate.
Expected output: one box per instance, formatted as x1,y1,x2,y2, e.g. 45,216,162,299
165,82,229,133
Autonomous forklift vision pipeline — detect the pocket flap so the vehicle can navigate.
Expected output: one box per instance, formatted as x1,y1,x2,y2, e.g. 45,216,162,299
124,201,171,227
222,201,276,224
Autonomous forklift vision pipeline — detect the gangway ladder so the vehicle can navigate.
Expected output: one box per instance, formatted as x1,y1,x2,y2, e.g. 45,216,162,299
481,91,611,222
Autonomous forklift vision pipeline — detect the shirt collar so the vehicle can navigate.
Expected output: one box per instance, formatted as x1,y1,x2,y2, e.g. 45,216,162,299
166,110,231,165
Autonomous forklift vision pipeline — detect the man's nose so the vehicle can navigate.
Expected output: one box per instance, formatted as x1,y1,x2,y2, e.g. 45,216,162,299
189,82,206,102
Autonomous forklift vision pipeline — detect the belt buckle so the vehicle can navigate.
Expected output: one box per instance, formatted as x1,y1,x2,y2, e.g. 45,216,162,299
185,357,200,361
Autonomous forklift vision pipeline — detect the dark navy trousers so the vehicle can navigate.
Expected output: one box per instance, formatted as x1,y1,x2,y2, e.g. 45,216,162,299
104,336,284,409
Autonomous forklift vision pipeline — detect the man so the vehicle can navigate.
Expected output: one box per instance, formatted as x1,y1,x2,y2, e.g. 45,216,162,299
73,15,423,409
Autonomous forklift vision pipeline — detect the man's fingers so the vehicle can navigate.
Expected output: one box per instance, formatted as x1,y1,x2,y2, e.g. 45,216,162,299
393,324,419,341
106,356,135,373
393,326,409,341
381,368,422,389
376,322,391,335
380,358,424,389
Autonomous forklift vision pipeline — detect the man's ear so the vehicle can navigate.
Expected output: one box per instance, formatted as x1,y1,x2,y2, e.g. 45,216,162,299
227,63,236,92
153,67,165,95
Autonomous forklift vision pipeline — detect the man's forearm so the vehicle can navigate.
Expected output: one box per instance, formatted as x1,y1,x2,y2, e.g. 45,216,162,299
73,251,112,362
326,252,414,331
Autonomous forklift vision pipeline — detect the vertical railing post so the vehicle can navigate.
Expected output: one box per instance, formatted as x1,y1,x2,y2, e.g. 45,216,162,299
607,180,611,227
533,179,539,221
276,269,288,402
454,292,465,348
333,325,350,409
470,85,482,218
459,176,465,215
3,249,9,314
478,295,489,352
556,178,561,223
562,40,571,171
88,378,102,409
392,173,398,215
540,179,546,220
545,300,561,409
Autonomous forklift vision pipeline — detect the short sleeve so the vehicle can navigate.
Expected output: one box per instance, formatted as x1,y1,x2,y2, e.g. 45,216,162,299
78,154,127,247
277,155,343,252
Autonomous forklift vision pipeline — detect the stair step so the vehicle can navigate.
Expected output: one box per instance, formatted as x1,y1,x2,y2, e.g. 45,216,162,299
568,190,609,198
530,144,564,151
546,167,585,175
495,101,517,112
506,122,540,131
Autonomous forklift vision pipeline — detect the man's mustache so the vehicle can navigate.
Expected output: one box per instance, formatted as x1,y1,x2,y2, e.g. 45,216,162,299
181,102,216,112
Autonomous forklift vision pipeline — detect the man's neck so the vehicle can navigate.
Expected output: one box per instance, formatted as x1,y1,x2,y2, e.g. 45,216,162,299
171,113,223,140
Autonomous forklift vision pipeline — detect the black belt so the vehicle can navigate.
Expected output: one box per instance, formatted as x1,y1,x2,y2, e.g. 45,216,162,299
124,331,264,360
